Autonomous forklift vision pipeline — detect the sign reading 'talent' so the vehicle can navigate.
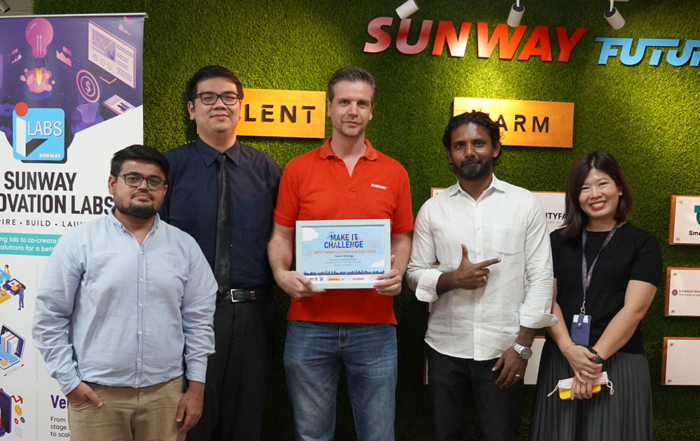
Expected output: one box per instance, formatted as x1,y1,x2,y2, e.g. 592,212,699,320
453,97,574,148
237,89,326,139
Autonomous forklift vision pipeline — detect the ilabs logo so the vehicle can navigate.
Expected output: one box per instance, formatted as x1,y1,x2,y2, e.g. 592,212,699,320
12,101,66,162
695,206,700,225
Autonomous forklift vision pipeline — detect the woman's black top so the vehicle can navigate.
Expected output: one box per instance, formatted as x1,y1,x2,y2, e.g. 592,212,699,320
549,223,663,354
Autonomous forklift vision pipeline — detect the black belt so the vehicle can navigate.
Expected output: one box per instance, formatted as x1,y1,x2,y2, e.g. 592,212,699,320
218,288,267,303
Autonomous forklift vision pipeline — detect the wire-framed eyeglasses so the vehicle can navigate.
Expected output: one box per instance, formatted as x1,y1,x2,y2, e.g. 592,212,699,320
118,173,166,191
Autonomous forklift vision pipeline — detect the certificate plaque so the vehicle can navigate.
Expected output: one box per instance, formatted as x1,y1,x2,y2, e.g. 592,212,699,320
295,219,391,289
665,267,700,317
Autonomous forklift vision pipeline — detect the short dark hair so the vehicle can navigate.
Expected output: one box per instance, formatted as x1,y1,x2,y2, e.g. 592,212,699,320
560,151,634,238
110,145,170,179
186,65,243,103
442,110,502,165
327,66,378,105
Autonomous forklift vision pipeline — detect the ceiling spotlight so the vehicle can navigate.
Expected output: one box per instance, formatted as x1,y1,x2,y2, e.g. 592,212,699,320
507,1,525,28
396,0,419,20
605,0,625,30
0,0,10,13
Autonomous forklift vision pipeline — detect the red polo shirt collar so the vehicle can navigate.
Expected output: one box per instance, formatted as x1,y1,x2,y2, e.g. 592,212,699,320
319,138,378,161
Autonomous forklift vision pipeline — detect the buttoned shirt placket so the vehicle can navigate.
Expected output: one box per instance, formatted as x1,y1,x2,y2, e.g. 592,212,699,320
458,187,489,360
114,220,158,388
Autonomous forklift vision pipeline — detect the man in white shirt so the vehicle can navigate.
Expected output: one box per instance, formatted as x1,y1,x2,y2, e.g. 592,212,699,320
406,111,556,441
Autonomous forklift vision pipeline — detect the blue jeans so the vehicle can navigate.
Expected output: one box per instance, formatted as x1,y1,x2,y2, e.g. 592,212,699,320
284,321,397,441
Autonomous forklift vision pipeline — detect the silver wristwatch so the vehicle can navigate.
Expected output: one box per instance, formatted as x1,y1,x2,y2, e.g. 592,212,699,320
511,342,533,360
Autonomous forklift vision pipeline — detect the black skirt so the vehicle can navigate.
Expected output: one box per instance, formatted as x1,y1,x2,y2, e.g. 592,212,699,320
529,341,653,441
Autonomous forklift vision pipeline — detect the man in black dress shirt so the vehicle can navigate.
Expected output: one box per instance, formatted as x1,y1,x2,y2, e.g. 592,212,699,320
160,65,281,441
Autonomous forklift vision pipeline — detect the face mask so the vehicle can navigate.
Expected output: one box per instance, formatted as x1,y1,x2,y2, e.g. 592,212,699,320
547,371,614,400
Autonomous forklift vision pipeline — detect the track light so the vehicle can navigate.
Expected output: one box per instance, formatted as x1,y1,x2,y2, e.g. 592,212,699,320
507,1,525,27
0,0,10,14
605,0,625,30
396,0,419,20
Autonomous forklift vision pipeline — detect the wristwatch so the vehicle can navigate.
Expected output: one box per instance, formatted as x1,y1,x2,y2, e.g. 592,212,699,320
589,347,605,364
511,342,533,360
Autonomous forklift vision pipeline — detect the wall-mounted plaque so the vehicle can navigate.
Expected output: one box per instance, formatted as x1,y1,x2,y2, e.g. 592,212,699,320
662,338,700,386
523,336,546,386
453,97,574,148
237,88,326,139
431,187,445,197
669,195,700,245
665,268,700,316
532,191,566,234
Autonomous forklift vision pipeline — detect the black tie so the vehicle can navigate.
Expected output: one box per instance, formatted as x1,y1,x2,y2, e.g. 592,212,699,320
215,154,231,296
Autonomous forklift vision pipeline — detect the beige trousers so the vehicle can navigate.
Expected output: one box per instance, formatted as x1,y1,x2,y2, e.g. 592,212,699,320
68,376,185,441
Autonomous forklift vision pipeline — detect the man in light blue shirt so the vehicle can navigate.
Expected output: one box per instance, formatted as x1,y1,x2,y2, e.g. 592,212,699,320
33,145,217,441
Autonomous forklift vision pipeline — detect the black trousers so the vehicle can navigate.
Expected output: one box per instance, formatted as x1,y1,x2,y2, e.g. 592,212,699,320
426,344,524,441
187,298,275,441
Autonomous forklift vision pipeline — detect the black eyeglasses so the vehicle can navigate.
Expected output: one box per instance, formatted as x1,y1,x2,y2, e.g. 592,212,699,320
118,173,166,191
196,92,240,106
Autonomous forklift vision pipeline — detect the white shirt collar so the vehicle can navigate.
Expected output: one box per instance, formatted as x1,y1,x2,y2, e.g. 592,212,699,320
447,174,505,200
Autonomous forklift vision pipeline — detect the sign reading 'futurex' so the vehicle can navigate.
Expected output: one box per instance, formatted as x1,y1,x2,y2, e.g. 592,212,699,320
364,18,587,62
596,38,700,67
237,89,326,139
453,97,574,148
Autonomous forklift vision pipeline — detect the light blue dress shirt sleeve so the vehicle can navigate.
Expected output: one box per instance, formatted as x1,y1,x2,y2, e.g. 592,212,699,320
181,235,217,383
33,231,84,395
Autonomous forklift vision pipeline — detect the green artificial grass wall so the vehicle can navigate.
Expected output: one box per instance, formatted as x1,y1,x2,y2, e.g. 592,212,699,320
33,0,700,439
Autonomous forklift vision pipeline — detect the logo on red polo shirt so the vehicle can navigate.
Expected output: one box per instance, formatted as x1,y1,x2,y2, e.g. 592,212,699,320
371,183,388,190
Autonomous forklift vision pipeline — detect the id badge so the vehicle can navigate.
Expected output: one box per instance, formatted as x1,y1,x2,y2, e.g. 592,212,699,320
570,314,591,346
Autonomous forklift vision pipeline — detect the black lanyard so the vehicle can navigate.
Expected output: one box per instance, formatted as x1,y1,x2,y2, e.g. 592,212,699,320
580,223,620,314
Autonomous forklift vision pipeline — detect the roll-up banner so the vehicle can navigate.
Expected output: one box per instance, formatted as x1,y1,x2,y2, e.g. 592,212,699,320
0,14,145,440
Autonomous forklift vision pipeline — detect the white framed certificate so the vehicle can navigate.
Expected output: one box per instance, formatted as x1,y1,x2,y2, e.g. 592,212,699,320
666,267,700,316
662,338,700,386
295,219,391,289
669,195,700,245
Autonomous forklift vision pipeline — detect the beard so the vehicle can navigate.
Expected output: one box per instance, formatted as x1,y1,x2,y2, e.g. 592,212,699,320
453,156,493,180
114,192,159,219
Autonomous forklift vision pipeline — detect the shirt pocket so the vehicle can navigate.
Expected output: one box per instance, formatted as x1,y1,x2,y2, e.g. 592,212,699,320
491,224,526,256
156,252,190,298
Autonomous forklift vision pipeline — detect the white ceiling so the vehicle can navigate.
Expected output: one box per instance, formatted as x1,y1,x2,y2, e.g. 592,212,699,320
3,0,33,15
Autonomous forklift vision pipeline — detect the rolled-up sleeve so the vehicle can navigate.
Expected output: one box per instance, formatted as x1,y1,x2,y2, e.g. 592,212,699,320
181,240,217,383
407,202,441,303
519,196,558,329
32,235,83,395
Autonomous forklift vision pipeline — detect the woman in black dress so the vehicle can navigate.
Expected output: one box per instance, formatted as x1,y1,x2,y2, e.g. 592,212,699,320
530,151,662,441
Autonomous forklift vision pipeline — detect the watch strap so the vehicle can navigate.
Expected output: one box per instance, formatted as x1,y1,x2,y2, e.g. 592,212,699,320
511,342,532,359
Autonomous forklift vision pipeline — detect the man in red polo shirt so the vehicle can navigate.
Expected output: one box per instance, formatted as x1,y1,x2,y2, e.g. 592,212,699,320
268,66,413,441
